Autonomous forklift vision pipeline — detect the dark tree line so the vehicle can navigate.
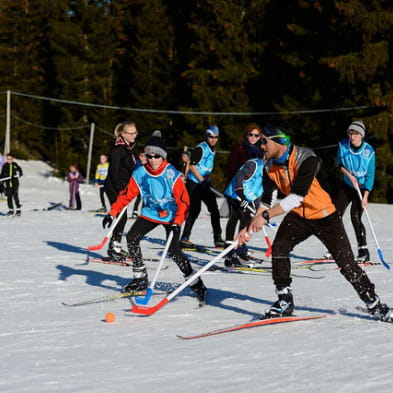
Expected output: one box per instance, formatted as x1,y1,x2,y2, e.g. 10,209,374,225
0,0,393,200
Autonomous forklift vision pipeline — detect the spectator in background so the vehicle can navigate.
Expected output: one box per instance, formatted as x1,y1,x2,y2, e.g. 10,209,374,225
180,150,191,180
94,154,109,212
66,164,84,210
227,123,264,182
0,153,6,199
104,121,138,261
1,153,23,216
130,151,147,218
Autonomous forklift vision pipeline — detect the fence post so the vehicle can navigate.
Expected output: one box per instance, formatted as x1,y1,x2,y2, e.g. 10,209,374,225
85,122,95,184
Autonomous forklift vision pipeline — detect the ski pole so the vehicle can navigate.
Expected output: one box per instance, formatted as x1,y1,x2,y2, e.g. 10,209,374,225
134,231,174,305
87,205,128,251
131,242,237,316
0,176,11,182
355,184,390,270
210,186,224,198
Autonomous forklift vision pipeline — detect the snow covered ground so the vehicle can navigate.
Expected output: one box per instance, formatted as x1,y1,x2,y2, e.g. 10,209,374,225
1,160,393,393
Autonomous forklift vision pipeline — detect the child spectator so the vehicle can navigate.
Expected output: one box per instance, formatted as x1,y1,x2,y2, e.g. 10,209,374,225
66,164,84,210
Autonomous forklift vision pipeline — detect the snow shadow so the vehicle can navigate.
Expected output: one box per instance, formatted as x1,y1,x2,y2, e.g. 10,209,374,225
203,287,335,318
56,264,129,290
45,240,102,259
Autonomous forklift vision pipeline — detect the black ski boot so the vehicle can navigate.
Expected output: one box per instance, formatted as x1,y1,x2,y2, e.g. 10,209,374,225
107,239,128,261
356,247,370,263
265,287,294,318
6,210,14,216
123,276,148,293
190,278,207,307
214,234,225,248
366,296,393,322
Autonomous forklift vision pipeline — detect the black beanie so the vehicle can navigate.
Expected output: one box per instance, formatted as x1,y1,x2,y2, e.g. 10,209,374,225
144,130,167,159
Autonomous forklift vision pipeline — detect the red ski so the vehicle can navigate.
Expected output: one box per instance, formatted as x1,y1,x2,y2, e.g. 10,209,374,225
177,315,327,340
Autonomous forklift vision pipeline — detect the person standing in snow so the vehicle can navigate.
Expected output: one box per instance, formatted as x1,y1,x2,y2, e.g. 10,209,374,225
236,124,393,322
66,164,84,210
180,125,225,249
130,151,147,218
1,153,23,216
102,131,207,304
223,157,265,267
94,154,109,212
104,121,138,261
334,120,375,263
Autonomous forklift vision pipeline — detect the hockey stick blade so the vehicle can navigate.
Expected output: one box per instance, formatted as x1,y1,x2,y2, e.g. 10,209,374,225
87,236,109,251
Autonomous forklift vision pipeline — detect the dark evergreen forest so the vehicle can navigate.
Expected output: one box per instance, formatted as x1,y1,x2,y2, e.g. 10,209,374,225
1,1,392,201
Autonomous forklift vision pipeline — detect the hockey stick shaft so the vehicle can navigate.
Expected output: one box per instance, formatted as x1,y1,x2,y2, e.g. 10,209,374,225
131,242,237,315
87,205,128,251
355,185,390,270
134,231,174,305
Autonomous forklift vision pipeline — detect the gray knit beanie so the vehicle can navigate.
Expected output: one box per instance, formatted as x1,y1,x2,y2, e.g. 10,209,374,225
347,120,366,137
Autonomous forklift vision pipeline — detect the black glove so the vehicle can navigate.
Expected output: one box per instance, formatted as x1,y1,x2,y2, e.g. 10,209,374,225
239,199,256,215
200,180,210,191
102,214,114,229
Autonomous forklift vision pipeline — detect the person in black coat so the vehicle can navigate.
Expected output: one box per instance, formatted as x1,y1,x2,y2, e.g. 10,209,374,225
1,153,23,216
104,121,139,260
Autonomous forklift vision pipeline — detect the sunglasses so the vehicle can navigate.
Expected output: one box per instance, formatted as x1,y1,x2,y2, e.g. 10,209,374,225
248,133,260,138
207,135,219,139
146,154,161,159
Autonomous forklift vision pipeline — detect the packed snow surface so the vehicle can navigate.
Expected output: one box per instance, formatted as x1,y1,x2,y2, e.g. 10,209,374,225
1,160,393,393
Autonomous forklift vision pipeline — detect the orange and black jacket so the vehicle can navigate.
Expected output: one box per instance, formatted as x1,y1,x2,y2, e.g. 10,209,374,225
262,145,336,220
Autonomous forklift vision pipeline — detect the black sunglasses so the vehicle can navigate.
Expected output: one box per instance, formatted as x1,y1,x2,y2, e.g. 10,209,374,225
248,133,260,138
146,154,161,159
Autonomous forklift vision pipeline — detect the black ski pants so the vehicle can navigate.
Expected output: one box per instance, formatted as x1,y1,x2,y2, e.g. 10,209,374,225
334,182,367,249
271,211,376,303
126,217,194,279
5,185,21,210
182,180,222,239
106,188,128,244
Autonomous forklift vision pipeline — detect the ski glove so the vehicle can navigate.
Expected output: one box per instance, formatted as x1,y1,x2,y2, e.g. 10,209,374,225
239,199,256,215
102,214,114,229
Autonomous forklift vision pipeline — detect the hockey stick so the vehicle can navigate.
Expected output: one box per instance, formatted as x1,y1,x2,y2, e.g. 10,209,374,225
134,231,174,305
131,242,237,316
211,186,273,258
87,205,128,251
355,185,390,270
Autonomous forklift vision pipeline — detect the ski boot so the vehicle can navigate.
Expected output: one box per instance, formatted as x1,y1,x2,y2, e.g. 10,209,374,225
189,276,207,307
355,247,370,264
214,234,226,248
265,287,294,318
123,276,148,293
6,210,14,216
180,237,196,250
224,253,247,268
107,239,128,261
15,209,21,216
366,296,393,322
